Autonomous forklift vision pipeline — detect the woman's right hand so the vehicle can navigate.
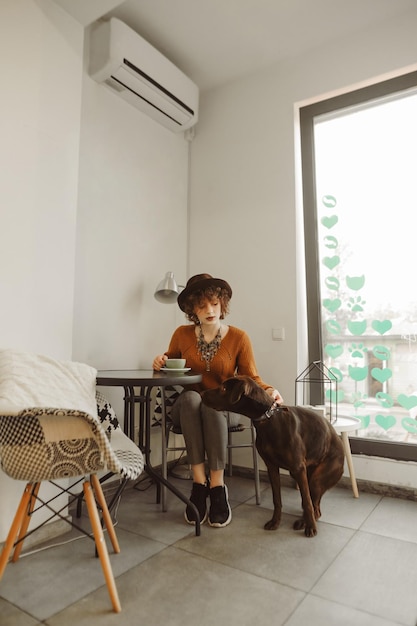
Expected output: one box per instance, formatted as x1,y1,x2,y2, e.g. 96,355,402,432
153,354,168,371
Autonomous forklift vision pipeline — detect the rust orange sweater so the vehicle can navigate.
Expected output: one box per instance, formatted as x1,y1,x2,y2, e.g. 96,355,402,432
166,325,273,393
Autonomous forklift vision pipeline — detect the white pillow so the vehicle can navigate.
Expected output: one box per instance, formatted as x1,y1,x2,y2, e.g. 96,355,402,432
0,349,97,417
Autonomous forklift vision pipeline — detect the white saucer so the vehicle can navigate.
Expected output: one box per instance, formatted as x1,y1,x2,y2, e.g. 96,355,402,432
161,367,191,373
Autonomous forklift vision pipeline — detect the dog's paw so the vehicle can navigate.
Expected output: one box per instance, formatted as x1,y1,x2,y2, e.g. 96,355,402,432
293,517,317,536
293,517,306,531
264,518,280,531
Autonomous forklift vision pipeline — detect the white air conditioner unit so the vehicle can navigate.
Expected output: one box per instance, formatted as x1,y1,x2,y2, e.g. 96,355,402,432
88,18,199,133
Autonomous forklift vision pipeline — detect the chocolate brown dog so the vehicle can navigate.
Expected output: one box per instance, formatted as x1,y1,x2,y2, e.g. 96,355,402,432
203,376,344,537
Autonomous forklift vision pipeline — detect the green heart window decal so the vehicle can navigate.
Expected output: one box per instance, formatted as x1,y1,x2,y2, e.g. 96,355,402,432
371,368,393,383
397,394,417,410
371,320,392,335
375,414,396,430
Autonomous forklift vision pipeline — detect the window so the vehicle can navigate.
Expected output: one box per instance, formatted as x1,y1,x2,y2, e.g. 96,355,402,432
300,71,417,461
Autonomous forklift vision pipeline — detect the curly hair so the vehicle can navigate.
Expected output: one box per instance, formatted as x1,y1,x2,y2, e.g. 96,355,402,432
182,286,231,323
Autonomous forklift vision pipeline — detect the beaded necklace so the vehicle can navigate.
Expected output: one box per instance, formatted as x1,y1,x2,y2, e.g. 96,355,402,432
196,326,222,371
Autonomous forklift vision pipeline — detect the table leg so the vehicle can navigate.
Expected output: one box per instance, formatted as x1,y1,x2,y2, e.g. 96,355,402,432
142,386,201,536
123,386,137,441
341,431,359,498
160,387,168,512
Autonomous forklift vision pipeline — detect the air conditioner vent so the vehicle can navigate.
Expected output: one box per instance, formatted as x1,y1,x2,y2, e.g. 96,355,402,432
89,18,199,133
104,77,125,92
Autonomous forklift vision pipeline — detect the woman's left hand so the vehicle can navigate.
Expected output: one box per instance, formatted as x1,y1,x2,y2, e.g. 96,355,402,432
267,388,284,404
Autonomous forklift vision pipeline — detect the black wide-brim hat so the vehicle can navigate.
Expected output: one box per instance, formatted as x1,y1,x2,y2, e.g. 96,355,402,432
177,273,232,311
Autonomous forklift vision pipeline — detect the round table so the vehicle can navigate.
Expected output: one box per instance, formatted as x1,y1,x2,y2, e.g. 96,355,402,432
96,369,203,533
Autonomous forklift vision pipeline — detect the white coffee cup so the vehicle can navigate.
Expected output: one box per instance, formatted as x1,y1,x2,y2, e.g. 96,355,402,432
165,358,186,369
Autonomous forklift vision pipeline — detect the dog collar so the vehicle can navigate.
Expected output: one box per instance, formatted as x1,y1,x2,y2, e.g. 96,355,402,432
252,400,281,423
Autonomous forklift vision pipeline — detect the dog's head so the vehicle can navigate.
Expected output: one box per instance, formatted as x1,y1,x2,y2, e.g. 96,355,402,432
202,376,273,419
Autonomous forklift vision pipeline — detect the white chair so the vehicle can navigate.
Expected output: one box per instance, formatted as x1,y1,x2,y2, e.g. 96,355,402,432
0,349,144,613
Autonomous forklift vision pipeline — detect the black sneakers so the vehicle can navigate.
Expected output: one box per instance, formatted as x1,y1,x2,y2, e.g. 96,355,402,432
185,482,232,527
208,485,232,528
185,482,209,525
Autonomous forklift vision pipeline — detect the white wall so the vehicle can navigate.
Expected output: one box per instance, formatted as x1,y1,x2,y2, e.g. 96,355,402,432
189,6,417,486
72,38,189,374
0,0,191,541
71,24,191,422
0,0,84,541
0,0,83,357
189,75,297,398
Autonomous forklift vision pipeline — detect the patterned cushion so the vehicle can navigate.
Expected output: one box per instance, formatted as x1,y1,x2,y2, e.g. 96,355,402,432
96,390,120,439
0,408,104,482
0,405,144,482
95,390,144,480
153,385,183,425
0,350,144,482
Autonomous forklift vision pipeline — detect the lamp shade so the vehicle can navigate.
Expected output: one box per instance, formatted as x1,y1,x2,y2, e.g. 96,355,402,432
154,271,181,303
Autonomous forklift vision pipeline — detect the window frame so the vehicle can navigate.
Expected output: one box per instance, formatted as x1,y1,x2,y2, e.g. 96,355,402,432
299,70,417,463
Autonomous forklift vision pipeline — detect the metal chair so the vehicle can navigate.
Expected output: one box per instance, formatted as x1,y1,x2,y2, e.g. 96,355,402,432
156,386,261,505
226,419,261,504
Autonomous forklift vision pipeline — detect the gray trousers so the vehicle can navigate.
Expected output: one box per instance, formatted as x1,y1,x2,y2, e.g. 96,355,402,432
170,390,242,470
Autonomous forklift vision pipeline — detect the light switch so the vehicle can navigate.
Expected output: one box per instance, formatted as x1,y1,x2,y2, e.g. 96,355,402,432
272,328,285,341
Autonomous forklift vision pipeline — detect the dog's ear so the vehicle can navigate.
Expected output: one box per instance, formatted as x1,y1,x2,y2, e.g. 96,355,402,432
227,378,246,404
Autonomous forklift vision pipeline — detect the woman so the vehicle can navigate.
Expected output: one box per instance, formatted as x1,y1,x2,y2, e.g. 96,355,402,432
153,273,282,528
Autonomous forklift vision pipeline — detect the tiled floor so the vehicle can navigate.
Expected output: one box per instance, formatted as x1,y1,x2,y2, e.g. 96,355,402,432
1,473,417,626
